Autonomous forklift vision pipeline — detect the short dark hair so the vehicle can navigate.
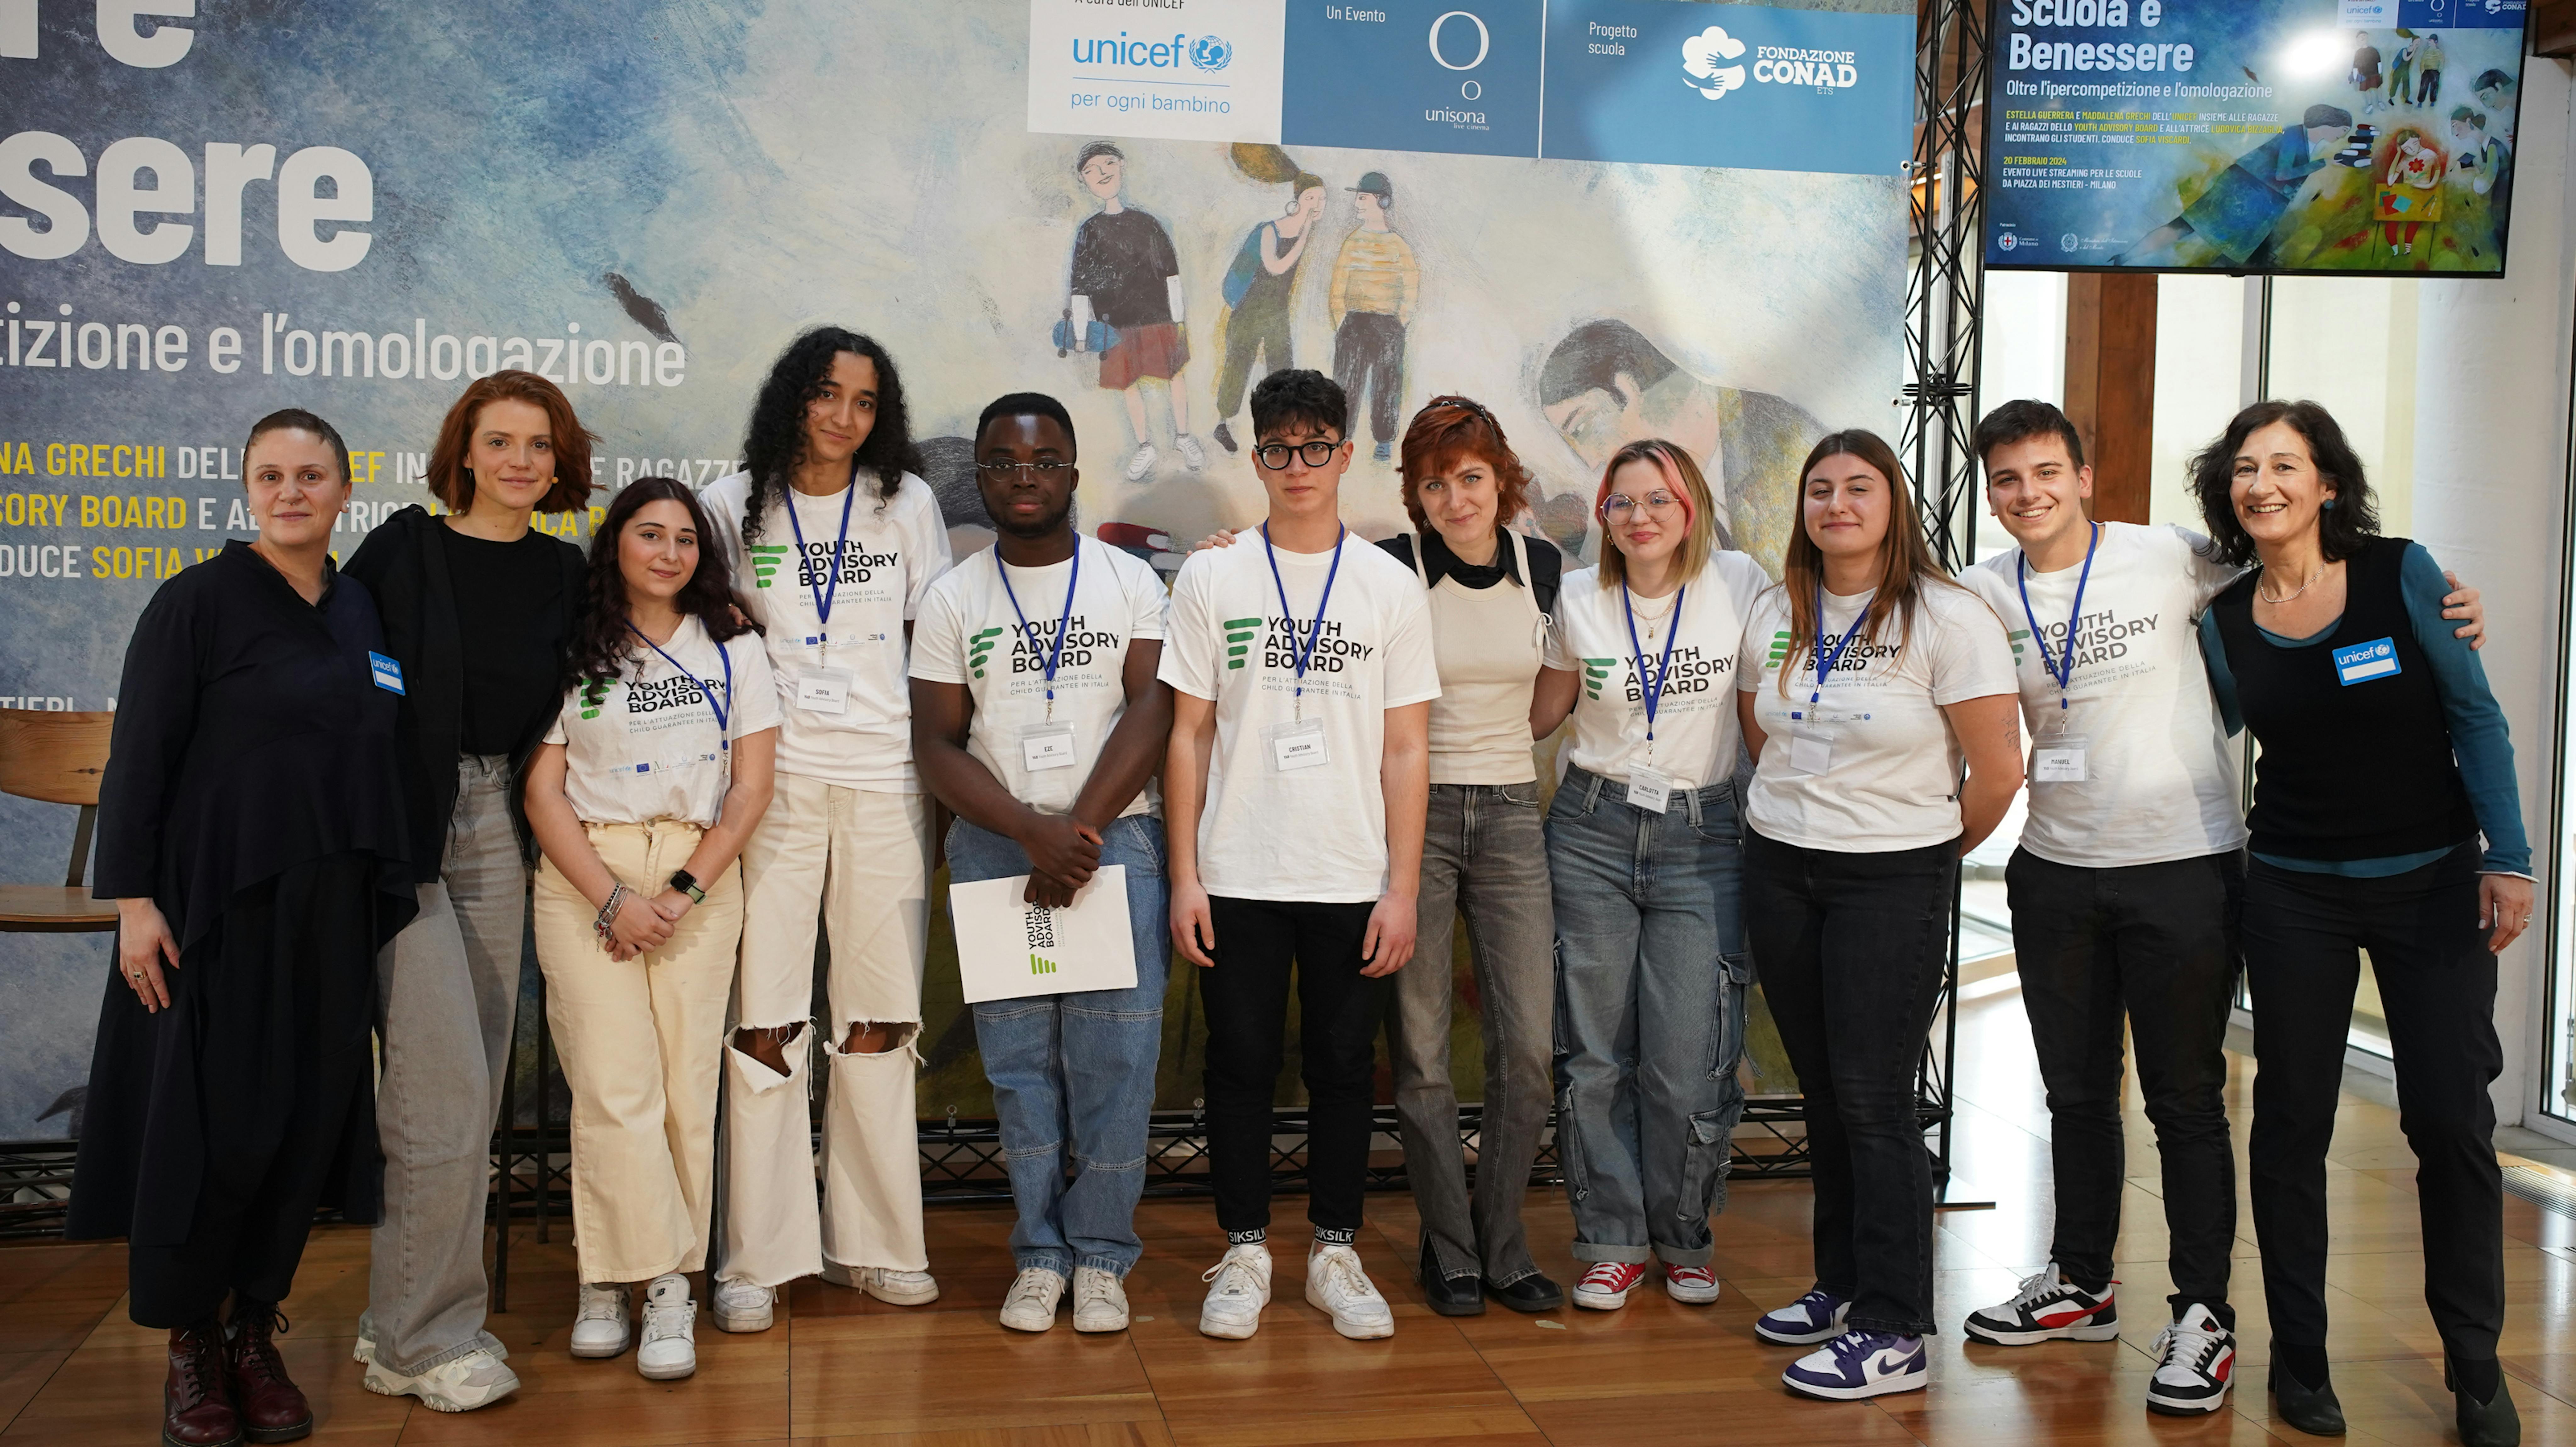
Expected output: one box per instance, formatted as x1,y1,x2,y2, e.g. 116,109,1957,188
2303,103,2354,130
1539,320,1678,407
1075,140,1123,173
2188,399,2381,569
1972,399,2085,470
1251,369,1346,439
976,392,1077,456
244,408,351,484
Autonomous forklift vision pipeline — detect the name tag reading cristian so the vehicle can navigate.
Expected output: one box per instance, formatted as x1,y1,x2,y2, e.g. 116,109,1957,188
1268,717,1329,771
1260,521,1343,775
2334,637,2401,686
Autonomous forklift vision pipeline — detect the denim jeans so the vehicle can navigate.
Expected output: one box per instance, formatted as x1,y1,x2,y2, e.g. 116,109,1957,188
1546,766,1751,1268
946,814,1171,1278
1744,830,1957,1336
1392,781,1556,1285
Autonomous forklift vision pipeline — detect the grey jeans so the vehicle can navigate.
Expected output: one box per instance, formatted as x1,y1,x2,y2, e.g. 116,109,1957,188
363,756,525,1373
1390,781,1556,1285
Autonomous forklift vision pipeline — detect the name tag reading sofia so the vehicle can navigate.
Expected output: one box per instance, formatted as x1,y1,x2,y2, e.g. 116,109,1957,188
1267,717,1329,772
796,666,852,715
1021,723,1078,771
1625,765,1672,814
1788,732,1832,776
2032,734,2090,783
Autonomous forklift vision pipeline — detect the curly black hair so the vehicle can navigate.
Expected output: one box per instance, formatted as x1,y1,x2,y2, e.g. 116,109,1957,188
566,478,763,692
2187,399,2381,570
738,327,923,544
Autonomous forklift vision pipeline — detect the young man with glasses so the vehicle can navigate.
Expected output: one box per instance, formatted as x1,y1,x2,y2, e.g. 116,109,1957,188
1161,369,1440,1341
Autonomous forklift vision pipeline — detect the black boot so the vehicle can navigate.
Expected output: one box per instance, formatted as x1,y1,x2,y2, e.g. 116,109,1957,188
1418,1240,1484,1317
1487,1271,1565,1313
2446,1358,2521,1447
2268,1361,2346,1437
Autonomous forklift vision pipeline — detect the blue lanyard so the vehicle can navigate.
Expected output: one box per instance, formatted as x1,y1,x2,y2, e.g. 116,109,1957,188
1620,583,1685,748
1799,583,1873,717
783,479,858,651
1261,522,1345,710
628,622,734,749
2015,522,2097,712
997,539,1082,720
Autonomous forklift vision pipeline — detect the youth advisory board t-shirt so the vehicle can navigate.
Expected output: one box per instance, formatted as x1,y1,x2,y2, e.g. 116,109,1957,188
543,615,782,828
909,538,1171,819
1545,551,1772,792
1739,580,2017,852
1159,531,1441,903
1960,522,2247,868
701,469,952,792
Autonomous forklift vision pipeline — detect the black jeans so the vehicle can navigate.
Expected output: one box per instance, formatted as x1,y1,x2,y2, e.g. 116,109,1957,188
2007,847,2240,1319
1202,896,1388,1239
2244,843,2505,1360
1745,832,1957,1336
1331,312,1406,444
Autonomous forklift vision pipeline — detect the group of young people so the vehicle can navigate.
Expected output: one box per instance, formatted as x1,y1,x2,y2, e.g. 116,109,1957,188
68,321,2531,1447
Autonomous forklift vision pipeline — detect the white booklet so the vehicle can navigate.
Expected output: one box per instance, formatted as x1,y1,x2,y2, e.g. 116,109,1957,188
950,866,1138,1004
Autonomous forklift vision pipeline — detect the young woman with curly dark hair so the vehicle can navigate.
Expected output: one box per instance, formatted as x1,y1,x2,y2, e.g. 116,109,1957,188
698,328,953,1328
523,478,778,1383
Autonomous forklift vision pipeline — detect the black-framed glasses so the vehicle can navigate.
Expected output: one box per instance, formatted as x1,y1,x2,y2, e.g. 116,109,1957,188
1254,440,1343,470
975,460,1072,480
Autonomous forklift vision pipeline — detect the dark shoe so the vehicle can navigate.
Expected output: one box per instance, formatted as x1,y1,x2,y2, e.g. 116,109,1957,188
1212,421,1238,454
163,1320,242,1447
1419,1243,1484,1317
2447,1360,2522,1447
1487,1272,1565,1313
2268,1361,2346,1436
225,1303,313,1443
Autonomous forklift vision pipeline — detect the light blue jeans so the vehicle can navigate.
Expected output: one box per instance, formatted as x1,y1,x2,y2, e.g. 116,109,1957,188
1546,765,1752,1267
946,814,1170,1277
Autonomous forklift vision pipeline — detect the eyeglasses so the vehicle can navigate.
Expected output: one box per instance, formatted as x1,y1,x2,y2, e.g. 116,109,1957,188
1254,440,1343,470
975,460,1072,480
1600,490,1683,520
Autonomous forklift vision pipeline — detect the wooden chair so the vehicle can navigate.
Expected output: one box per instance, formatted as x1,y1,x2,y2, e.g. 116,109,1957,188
0,708,118,932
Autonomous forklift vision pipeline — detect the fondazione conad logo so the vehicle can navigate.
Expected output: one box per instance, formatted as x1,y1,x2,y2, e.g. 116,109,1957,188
1683,23,1862,98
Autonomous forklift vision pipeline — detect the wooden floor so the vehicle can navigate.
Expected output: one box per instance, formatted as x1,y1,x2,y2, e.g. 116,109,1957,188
9,983,2576,1444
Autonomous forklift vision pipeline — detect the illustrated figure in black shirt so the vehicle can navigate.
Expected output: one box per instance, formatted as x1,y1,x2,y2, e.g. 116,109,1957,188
1066,141,1206,483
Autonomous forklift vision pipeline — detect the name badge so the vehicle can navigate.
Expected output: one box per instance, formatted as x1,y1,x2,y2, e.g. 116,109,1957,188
1625,764,1673,814
367,651,405,694
2333,637,2400,686
2032,734,2090,783
797,666,853,714
1021,724,1079,771
1788,732,1831,776
1267,717,1329,772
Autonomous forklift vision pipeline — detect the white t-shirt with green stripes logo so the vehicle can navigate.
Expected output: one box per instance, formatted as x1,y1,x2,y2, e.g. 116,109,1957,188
1542,551,1770,792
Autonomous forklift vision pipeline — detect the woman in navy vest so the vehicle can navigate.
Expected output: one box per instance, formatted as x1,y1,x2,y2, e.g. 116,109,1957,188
2194,400,2529,1447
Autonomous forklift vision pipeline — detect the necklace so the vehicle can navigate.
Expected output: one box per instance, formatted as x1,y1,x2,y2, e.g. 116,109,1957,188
1628,588,1677,638
2257,564,2329,605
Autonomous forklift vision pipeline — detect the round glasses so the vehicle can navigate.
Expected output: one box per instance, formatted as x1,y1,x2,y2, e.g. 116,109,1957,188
1600,490,1683,520
1254,440,1343,471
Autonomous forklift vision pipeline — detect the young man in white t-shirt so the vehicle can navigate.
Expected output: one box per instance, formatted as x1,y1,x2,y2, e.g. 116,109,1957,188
910,393,1174,1336
697,329,954,1328
1160,369,1440,1342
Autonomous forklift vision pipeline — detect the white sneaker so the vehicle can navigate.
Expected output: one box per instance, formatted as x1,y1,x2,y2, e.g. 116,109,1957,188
352,1328,375,1365
568,1282,631,1359
1304,1243,1395,1341
1198,1243,1273,1339
1072,1266,1130,1333
999,1267,1068,1333
1124,442,1159,482
1174,433,1208,471
821,1259,943,1306
636,1274,696,1381
711,1276,774,1333
363,1346,520,1412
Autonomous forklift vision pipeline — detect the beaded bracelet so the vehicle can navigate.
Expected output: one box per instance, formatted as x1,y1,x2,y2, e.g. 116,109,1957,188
593,882,631,944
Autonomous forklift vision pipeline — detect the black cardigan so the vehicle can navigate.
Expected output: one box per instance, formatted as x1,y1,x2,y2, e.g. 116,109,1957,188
343,506,586,872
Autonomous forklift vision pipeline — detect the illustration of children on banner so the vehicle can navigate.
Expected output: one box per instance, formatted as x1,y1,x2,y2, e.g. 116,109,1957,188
2107,105,2354,268
2374,129,2444,259
1063,141,1206,482
1327,171,1419,463
1209,149,1325,457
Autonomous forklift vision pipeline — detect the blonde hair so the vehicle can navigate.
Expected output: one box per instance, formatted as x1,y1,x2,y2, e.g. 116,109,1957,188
1594,440,1717,589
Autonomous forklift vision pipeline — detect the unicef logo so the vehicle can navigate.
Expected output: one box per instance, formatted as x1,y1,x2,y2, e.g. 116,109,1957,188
2377,642,2394,658
1190,35,1232,71
1682,25,1748,99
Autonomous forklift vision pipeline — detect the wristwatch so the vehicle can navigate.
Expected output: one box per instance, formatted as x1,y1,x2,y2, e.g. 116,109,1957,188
668,869,706,905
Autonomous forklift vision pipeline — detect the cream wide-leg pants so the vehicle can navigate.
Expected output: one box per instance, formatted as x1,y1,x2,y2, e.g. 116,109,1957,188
720,773,931,1287
531,820,741,1286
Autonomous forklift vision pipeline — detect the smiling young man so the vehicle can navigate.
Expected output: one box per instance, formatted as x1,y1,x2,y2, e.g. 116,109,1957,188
908,393,1175,1336
1161,369,1439,1342
1952,400,2484,1417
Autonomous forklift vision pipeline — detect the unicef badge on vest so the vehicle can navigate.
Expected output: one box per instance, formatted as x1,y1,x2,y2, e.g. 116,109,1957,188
950,867,1138,1003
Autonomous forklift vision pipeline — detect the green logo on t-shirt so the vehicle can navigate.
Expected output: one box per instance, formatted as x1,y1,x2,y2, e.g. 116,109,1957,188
968,626,1006,679
577,677,609,720
1581,657,1615,701
747,544,788,588
1765,629,1791,667
2006,627,2029,664
1224,617,1262,669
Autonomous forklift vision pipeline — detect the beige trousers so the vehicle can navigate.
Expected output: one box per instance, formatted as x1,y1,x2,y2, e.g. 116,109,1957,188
532,820,740,1286
721,773,930,1286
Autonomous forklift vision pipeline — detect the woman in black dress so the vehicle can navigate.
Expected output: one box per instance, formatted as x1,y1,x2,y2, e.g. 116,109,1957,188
70,410,417,1447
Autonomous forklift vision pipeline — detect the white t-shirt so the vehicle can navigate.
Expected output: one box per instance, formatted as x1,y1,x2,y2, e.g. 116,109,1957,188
700,469,952,792
543,616,782,828
909,537,1170,819
1960,522,2247,867
1739,580,2018,851
1545,552,1771,791
1158,530,1441,903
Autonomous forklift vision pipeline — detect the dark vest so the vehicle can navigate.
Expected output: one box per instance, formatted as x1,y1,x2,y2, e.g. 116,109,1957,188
2210,536,2475,861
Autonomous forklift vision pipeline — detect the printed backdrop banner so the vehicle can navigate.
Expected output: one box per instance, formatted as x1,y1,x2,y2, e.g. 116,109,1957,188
0,0,1908,1133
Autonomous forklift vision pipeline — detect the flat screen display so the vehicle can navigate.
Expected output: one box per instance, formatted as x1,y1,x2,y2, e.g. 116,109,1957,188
1983,0,2532,275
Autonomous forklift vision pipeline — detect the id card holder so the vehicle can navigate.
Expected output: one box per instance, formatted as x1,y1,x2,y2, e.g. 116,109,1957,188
1266,716,1330,772
1625,764,1673,814
796,666,853,715
367,651,405,694
2031,732,2091,784
1021,722,1079,771
1788,732,1832,777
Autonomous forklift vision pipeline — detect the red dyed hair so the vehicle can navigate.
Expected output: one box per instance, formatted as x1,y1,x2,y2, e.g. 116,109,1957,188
1397,395,1535,532
425,370,598,515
